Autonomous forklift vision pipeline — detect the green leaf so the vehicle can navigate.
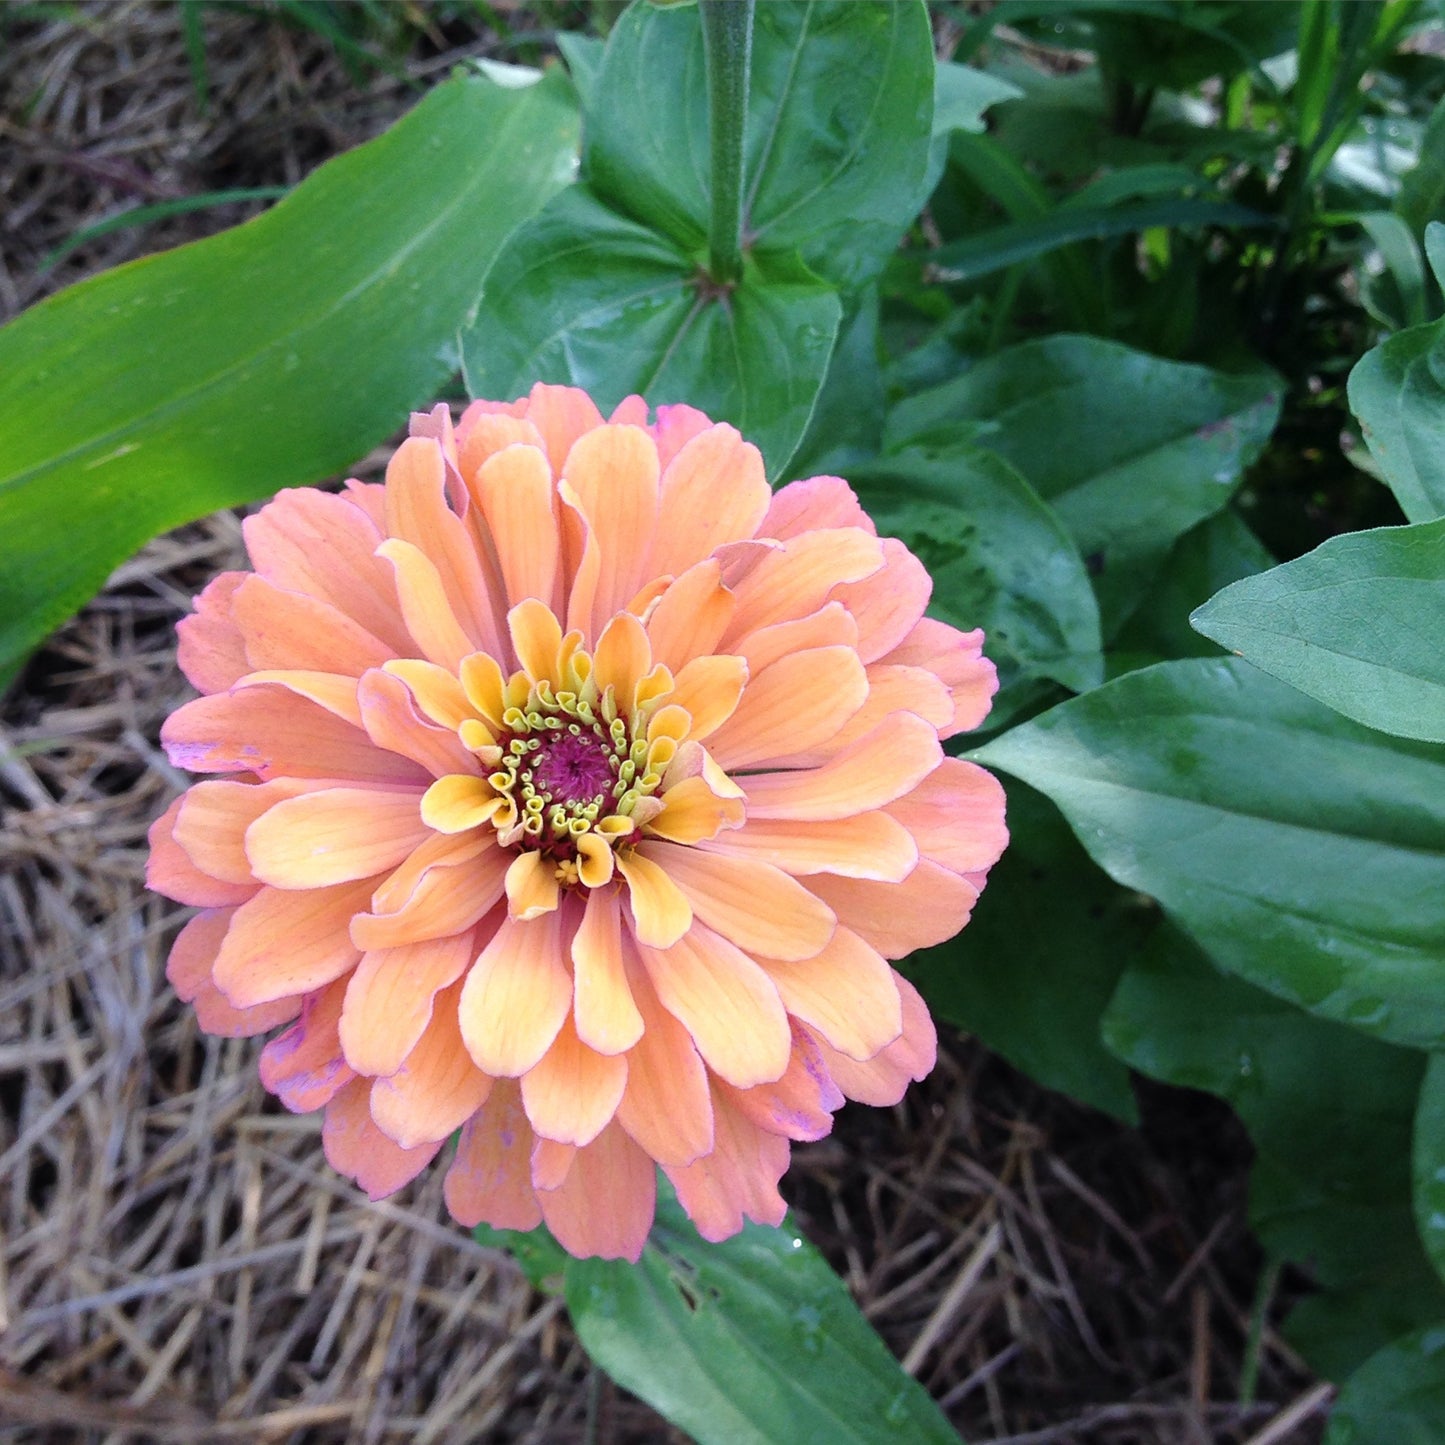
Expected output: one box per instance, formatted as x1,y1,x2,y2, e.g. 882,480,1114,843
0,69,579,683
582,0,936,291
461,186,841,478
886,337,1282,633
933,60,1023,138
472,1221,568,1291
1324,1327,1445,1444
1415,1056,1445,1289
850,441,1104,706
1191,518,1445,744
564,1190,959,1445
978,657,1445,1050
910,780,1145,1121
1397,96,1445,240
787,288,886,478
1104,933,1445,1380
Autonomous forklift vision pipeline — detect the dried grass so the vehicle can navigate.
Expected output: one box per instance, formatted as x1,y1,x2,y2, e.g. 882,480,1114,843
1,5,1327,1442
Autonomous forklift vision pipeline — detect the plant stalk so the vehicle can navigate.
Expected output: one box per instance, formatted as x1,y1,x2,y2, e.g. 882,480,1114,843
700,0,754,285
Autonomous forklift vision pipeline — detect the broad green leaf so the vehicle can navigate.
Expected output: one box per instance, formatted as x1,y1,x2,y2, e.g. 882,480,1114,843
0,69,580,685
565,1190,959,1445
923,60,1024,196
851,442,1104,705
472,1221,568,1291
886,337,1282,632
1191,518,1445,744
1110,509,1275,673
1414,1056,1445,1288
582,0,936,292
1104,933,1445,1379
1397,96,1445,239
1348,222,1445,522
910,780,1145,1121
1324,1327,1445,1444
787,289,886,479
978,658,1445,1050
460,186,840,478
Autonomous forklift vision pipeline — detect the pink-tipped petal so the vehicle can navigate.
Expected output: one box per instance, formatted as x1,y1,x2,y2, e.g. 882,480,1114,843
323,1077,441,1201
538,1122,656,1262
443,1080,542,1231
259,978,354,1113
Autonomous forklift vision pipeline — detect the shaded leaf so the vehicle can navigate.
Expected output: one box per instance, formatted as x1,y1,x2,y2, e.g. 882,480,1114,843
1324,1327,1445,1444
1414,1056,1445,1290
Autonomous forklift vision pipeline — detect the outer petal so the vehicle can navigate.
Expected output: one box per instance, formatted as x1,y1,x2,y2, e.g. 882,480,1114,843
176,573,250,694
258,978,354,1112
165,908,300,1036
648,424,770,578
244,785,429,888
358,670,478,780
884,618,999,735
724,528,884,641
471,443,560,615
458,911,572,1077
726,1025,843,1143
538,1121,657,1263
635,924,790,1089
322,1076,441,1201
520,1011,628,1147
886,757,1010,875
443,1080,543,1231
524,382,605,475
806,861,981,960
173,776,318,885
828,537,931,663
645,560,735,672
350,838,504,951
616,850,692,948
232,575,395,677
701,812,918,882
811,972,936,1107
763,476,876,538
147,795,256,907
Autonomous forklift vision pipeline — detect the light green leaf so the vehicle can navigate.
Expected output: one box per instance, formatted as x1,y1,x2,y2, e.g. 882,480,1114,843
565,1190,959,1445
851,441,1104,705
1191,518,1445,744
1324,1327,1445,1445
461,186,840,478
582,0,936,291
0,69,579,684
979,658,1445,1050
910,780,1145,1122
933,60,1023,138
887,336,1282,632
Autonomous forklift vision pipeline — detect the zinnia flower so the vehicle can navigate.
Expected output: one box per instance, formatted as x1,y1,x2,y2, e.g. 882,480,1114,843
149,386,1008,1260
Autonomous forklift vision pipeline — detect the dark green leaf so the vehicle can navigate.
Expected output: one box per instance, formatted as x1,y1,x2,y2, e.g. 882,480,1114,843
1324,1328,1445,1444
979,658,1445,1050
565,1190,959,1445
0,69,579,682
583,0,936,290
1104,933,1445,1379
461,186,841,478
886,337,1282,633
787,288,886,478
1191,518,1445,744
851,441,1104,706
1414,1056,1445,1289
911,780,1146,1121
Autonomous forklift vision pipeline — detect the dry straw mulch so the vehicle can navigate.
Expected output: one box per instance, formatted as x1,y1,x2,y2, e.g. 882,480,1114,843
2,5,1328,1441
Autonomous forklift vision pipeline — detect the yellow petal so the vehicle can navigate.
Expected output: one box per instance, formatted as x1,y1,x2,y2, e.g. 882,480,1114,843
592,611,652,709
382,659,472,730
571,887,643,1054
507,598,564,686
647,776,745,844
377,537,476,672
506,849,561,920
421,774,502,834
615,850,692,948
667,655,747,741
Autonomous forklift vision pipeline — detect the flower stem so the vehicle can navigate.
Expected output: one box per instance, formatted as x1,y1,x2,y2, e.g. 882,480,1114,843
700,0,753,286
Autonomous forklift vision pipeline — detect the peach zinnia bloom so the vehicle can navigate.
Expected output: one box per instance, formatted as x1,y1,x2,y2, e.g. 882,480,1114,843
149,386,1007,1260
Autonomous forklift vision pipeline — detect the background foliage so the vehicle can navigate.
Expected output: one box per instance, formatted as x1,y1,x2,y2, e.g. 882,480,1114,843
3,0,1444,1439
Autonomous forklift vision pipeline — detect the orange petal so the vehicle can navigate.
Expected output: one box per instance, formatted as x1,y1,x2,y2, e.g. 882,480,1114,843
148,795,257,907
706,646,868,771
382,659,471,731
472,443,560,613
233,575,395,677
886,757,1009,874
571,887,644,1055
560,423,660,627
338,930,475,1076
458,411,547,482
458,911,572,1077
742,712,942,822
238,670,363,727
350,839,504,950
421,774,501,834
177,573,250,694
734,601,857,677
377,538,476,672
559,478,602,639
592,612,652,708
245,785,429,888
615,850,692,948
634,842,835,962
616,954,714,1166
807,860,980,960
701,811,918,882
723,527,884,641
520,1011,627,1147
443,1079,542,1231
645,560,736,672
258,978,354,1113
212,878,373,1007
725,1024,843,1142
537,1121,656,1262
525,382,605,475
635,924,790,1089
370,983,493,1148
243,487,410,654
663,1089,790,1242
763,476,875,538
506,849,561,920
322,1076,441,1201
647,775,746,845
163,685,428,785
166,907,300,1036
358,670,477,779
652,402,714,469
810,971,936,1106
883,618,999,736
648,424,771,578
784,663,954,768
667,655,747,741
828,537,931,662
174,776,320,885
759,928,902,1062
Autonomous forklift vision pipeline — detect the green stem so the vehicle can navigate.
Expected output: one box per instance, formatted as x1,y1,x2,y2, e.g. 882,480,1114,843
700,0,754,285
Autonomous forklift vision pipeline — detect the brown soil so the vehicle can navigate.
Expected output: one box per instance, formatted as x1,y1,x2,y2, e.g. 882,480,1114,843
0,5,1325,1441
